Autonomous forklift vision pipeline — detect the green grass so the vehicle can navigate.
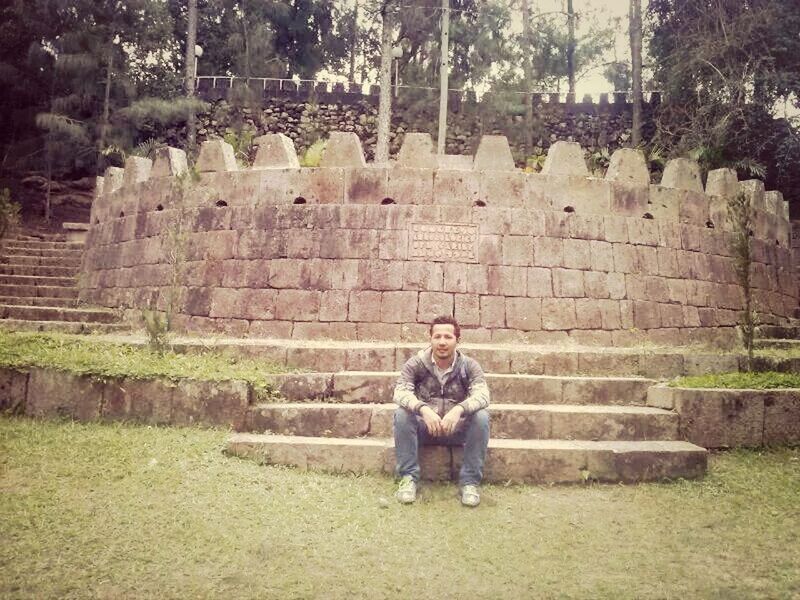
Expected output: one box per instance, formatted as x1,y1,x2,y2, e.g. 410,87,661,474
0,331,288,393
1,417,798,599
672,371,800,389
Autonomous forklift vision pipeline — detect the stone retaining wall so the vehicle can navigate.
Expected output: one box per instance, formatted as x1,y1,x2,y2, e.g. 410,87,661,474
79,133,797,346
647,385,800,447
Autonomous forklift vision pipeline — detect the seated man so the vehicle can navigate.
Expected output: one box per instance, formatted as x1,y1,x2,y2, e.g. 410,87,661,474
392,315,490,507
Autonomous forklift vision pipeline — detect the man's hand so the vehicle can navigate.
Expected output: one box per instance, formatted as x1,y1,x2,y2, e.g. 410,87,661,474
441,405,464,436
420,405,444,437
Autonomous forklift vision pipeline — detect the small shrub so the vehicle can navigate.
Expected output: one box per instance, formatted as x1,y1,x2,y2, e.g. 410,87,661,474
142,309,171,354
727,191,757,370
587,147,611,177
0,188,21,240
223,129,256,167
300,139,327,167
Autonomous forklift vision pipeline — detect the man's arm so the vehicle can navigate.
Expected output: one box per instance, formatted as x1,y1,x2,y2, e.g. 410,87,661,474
392,356,425,414
458,359,490,415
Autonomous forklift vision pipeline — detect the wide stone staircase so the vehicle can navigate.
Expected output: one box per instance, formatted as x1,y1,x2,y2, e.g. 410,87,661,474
0,229,126,334
225,344,709,484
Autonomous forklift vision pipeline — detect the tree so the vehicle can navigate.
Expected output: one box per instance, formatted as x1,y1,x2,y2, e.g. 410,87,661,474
186,0,198,154
648,0,800,201
375,1,395,163
629,0,643,146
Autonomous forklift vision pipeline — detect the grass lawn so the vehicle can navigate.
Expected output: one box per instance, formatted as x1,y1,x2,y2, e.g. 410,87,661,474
1,418,798,600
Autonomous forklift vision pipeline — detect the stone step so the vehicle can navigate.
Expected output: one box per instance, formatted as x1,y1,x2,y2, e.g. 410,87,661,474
0,264,78,277
756,325,800,340
225,434,708,484
0,274,76,287
266,371,656,406
0,319,128,334
754,338,800,351
2,239,83,250
0,284,79,299
0,304,119,324
0,296,77,308
244,402,679,442
0,246,83,259
0,254,82,268
170,338,741,378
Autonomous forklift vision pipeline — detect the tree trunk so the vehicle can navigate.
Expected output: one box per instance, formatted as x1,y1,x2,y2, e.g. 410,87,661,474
375,1,394,164
437,0,449,155
185,0,198,154
349,0,359,82
567,0,576,97
521,0,534,152
629,0,643,146
241,6,251,78
96,44,114,175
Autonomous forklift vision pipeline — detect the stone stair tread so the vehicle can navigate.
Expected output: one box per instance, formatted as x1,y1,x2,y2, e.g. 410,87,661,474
225,433,708,483
337,370,653,382
0,296,77,307
250,401,673,415
0,264,78,275
0,274,75,286
0,319,128,333
0,303,115,315
0,284,79,299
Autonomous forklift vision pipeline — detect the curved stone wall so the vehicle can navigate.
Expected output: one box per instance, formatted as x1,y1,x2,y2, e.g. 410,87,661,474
79,133,797,346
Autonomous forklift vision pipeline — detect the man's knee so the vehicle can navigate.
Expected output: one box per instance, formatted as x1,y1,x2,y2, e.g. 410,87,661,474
393,407,418,433
470,409,490,433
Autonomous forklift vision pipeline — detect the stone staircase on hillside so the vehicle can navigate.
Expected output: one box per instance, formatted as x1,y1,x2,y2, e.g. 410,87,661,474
225,350,709,484
0,229,127,334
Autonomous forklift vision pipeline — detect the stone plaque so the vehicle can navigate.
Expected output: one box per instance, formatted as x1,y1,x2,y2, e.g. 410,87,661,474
408,222,478,263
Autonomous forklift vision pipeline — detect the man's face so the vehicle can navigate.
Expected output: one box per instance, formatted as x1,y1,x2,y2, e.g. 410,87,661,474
430,323,458,363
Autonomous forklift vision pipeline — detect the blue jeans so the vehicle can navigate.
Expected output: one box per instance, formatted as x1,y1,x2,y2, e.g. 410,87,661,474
393,407,490,486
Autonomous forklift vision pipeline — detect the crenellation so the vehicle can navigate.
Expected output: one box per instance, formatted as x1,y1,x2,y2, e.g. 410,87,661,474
541,141,589,176
151,147,188,178
396,133,435,169
473,135,515,171
661,158,703,193
605,148,649,186
196,139,238,172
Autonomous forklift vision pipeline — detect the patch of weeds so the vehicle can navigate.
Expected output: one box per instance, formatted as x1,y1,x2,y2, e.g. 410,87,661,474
0,331,287,390
670,371,800,389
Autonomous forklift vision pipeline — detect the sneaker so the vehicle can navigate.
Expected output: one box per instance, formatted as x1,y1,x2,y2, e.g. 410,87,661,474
396,476,417,504
460,484,480,507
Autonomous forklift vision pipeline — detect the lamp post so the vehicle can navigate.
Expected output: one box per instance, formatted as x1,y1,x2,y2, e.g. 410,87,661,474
391,45,403,98
194,44,203,82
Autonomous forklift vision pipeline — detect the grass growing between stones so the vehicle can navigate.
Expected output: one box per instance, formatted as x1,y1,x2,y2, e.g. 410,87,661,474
672,371,800,389
2,417,798,599
0,331,288,389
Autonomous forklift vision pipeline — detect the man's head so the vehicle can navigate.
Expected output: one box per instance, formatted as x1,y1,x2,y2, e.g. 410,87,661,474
429,315,460,364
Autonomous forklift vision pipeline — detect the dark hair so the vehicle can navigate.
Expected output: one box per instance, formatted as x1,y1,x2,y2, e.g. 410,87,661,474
429,315,460,339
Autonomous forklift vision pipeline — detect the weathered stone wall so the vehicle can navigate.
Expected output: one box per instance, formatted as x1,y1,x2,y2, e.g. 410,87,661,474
80,134,796,347
184,89,648,163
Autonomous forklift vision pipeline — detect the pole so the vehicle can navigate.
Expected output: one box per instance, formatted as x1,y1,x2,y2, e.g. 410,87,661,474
375,2,394,164
437,0,449,155
185,0,198,153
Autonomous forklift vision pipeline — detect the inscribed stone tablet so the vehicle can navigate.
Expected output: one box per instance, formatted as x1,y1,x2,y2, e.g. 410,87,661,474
408,223,478,263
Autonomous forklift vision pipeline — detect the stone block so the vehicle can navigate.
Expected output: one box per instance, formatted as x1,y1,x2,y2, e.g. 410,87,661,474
541,297,576,330
584,272,611,299
610,184,649,217
387,167,434,204
552,268,584,297
541,141,588,176
547,176,611,214
632,300,661,329
103,378,173,425
380,290,419,323
627,217,660,246
103,166,125,195
502,235,533,266
345,166,388,204
479,170,527,208
480,295,506,327
433,169,480,206
122,156,152,187
318,131,366,168
397,132,435,168
454,294,480,326
151,147,188,178
604,215,628,243
418,291,454,320
437,154,473,170
647,185,682,221
764,191,783,216
319,290,350,321
403,262,443,291
661,158,703,192
605,148,649,186
505,297,542,331
253,133,300,168
171,379,249,429
275,290,320,321
739,179,766,211
705,168,738,198
763,391,800,445
569,215,605,240
562,238,592,270
680,190,710,225
533,237,563,268
486,265,527,296
25,368,103,421
589,240,614,272
473,135,515,171
573,298,603,329
348,290,382,322
527,267,553,297
597,299,622,329
672,389,765,448
0,368,27,414
196,139,238,172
